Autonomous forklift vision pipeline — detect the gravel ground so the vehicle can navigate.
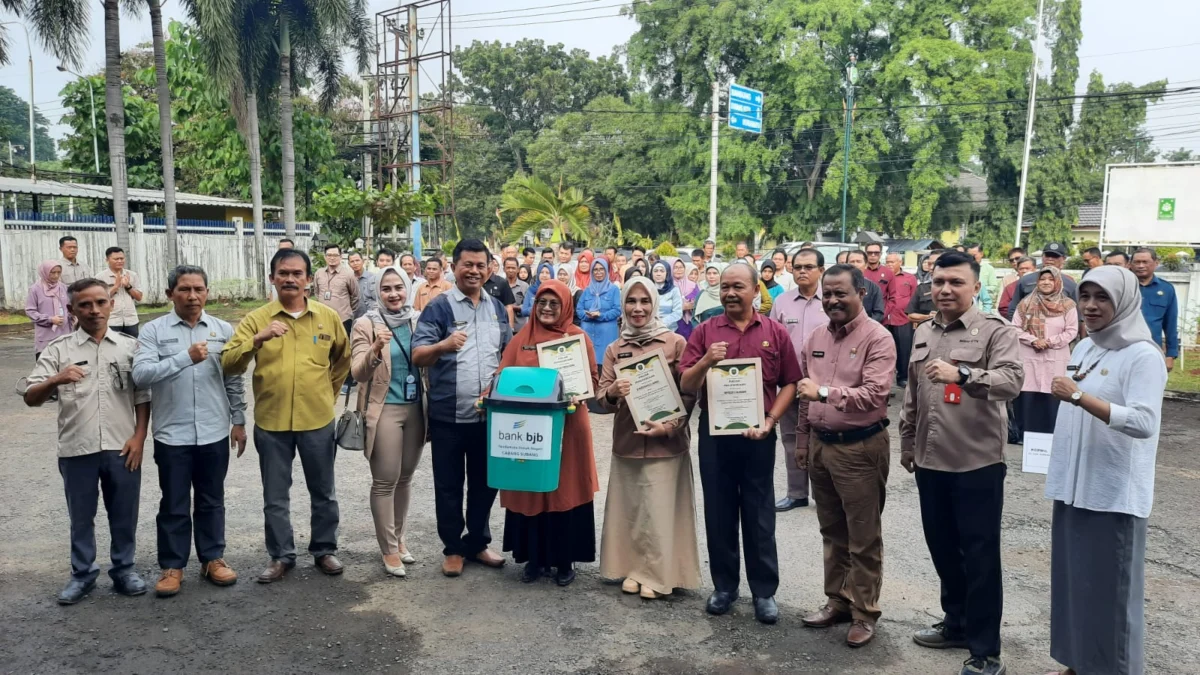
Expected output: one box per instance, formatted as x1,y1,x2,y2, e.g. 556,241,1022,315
0,332,1197,674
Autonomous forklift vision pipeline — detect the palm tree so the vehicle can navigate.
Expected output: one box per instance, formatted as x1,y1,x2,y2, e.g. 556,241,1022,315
147,0,177,268
500,175,593,246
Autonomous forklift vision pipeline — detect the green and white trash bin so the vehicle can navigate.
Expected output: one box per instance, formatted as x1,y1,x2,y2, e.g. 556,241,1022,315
478,366,577,493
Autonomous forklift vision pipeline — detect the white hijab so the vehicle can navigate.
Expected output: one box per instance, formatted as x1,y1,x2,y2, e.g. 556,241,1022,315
1079,265,1156,351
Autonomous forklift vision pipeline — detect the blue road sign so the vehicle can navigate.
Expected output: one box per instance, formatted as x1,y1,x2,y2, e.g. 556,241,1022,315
728,83,763,134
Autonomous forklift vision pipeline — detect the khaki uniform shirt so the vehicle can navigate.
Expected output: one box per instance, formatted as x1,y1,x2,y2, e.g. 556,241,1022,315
27,328,150,457
900,306,1023,472
95,268,142,327
414,278,453,311
58,258,92,286
312,266,360,322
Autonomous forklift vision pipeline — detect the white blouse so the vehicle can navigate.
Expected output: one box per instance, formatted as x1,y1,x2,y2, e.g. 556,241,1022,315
1044,339,1167,519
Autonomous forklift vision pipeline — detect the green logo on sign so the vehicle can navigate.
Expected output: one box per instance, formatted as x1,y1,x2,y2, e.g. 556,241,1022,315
1158,198,1176,221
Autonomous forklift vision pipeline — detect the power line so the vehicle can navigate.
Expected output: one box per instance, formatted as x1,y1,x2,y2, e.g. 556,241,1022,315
1079,41,1200,59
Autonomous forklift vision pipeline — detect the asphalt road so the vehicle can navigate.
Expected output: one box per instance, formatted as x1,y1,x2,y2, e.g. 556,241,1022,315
0,333,1197,674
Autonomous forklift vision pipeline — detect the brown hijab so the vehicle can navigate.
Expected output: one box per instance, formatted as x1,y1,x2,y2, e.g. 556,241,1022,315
496,280,599,516
1016,266,1076,340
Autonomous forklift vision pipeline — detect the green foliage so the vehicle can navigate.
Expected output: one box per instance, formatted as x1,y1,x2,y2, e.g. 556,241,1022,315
499,174,593,245
0,86,56,163
312,183,442,250
57,21,349,213
654,241,678,258
1063,255,1088,270
1156,247,1193,272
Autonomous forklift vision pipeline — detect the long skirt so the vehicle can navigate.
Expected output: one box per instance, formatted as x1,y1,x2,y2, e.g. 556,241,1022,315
599,454,701,595
503,502,596,570
1051,501,1147,675
1016,391,1059,436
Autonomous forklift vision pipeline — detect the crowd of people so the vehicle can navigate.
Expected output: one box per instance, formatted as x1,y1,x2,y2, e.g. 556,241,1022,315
22,232,1181,675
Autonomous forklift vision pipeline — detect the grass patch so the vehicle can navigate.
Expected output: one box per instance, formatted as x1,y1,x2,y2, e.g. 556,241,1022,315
1169,348,1200,393
0,298,266,327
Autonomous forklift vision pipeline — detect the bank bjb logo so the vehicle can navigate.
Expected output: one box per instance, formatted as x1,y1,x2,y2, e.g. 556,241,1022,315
500,419,543,445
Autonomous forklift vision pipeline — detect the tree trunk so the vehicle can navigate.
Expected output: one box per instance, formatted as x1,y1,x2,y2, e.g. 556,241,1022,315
103,0,130,253
279,17,296,237
247,88,267,296
149,0,178,269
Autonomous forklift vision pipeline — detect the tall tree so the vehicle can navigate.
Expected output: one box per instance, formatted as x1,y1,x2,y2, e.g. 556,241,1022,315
0,86,56,162
148,0,178,267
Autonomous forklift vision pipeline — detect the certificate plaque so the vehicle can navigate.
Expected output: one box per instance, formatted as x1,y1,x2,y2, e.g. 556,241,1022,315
536,334,594,399
615,348,687,427
706,357,765,436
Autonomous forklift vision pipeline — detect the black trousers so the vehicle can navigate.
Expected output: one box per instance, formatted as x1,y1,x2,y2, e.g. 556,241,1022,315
112,324,139,338
154,438,230,569
429,420,497,558
697,413,779,598
342,319,355,386
887,323,913,385
915,463,1007,659
59,451,141,582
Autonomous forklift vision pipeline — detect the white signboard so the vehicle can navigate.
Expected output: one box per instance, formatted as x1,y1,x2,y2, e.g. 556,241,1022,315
490,412,553,461
1021,432,1054,475
1100,162,1200,247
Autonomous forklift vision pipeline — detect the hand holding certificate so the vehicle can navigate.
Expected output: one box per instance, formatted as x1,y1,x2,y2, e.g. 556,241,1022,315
705,357,765,436
536,334,594,399
614,348,687,429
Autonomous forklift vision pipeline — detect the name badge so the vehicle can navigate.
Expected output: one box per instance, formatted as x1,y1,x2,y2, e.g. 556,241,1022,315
1066,364,1080,372
521,345,537,351
323,291,332,301
318,333,332,342
812,350,825,358
784,318,798,324
617,352,633,359
914,342,927,349
944,383,963,404
160,337,179,344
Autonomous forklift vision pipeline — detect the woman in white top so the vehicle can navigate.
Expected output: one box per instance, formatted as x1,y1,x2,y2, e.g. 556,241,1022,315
649,260,683,331
1044,265,1166,675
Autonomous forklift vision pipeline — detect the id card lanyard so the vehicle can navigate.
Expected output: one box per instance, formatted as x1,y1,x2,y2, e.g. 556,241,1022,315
393,327,419,402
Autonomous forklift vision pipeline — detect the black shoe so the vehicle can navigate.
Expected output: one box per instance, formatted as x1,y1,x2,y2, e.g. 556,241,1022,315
705,590,738,615
57,578,96,605
960,656,1006,675
753,596,779,624
555,565,576,587
113,572,147,596
521,564,543,583
913,621,968,650
774,497,808,512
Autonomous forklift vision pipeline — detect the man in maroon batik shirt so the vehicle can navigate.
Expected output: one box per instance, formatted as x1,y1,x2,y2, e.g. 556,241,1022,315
861,242,892,296
883,252,919,388
680,262,802,626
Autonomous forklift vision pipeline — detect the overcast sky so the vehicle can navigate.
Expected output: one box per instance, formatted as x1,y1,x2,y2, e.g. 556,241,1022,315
2,0,1198,153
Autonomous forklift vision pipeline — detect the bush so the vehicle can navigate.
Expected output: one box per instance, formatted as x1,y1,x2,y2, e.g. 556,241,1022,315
1155,247,1193,272
655,241,678,257
1063,255,1088,270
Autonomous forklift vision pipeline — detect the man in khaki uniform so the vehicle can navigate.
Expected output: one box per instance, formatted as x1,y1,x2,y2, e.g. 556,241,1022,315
899,251,1023,675
25,278,152,605
95,246,144,338
313,244,359,391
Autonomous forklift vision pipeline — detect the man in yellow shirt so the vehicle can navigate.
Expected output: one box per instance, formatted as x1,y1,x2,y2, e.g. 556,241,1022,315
222,249,351,584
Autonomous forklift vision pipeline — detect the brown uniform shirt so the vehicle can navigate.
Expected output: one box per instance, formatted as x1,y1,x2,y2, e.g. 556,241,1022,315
598,332,695,459
899,306,1023,472
312,265,360,322
414,278,453,311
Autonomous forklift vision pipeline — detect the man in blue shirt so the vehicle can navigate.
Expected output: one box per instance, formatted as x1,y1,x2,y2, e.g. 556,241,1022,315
133,265,247,597
1132,248,1179,372
413,239,512,577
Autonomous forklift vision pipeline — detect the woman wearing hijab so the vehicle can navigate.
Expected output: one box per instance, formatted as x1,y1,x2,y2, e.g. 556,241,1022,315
673,259,700,340
520,261,556,321
349,267,425,577
692,262,725,326
1043,266,1166,675
574,250,594,291
650,260,683,331
558,265,585,326
760,261,785,303
26,260,72,360
1011,267,1078,435
598,277,700,599
498,280,600,586
517,264,532,283
576,258,622,368
687,265,701,284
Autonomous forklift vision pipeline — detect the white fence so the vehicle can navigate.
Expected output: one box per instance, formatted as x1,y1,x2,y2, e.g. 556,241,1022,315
0,215,315,309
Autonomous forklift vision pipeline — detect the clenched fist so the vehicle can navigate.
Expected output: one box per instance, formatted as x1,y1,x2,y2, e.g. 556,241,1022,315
704,341,728,365
254,320,290,347
442,331,468,352
188,342,209,364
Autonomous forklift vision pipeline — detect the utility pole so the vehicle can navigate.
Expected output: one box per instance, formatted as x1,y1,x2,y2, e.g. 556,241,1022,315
1014,0,1047,250
840,55,858,243
407,5,422,259
708,79,720,243
361,75,374,254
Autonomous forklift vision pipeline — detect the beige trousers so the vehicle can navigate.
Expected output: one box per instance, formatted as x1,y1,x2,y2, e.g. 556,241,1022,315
369,403,426,556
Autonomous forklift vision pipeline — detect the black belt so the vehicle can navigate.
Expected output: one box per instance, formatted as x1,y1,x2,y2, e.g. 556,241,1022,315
815,419,889,445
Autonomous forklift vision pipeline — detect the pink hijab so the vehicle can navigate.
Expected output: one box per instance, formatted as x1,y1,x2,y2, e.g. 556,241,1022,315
38,259,64,293
673,258,697,298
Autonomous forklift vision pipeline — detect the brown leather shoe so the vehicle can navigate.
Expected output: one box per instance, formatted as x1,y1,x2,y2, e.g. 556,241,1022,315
442,555,465,577
847,620,876,647
202,559,238,586
256,559,294,584
802,604,853,628
471,549,506,568
155,569,183,597
315,555,344,575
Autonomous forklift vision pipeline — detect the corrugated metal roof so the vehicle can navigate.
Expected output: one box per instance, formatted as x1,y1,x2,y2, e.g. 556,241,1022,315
0,176,283,211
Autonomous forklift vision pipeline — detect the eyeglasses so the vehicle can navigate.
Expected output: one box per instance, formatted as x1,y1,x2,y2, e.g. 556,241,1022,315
108,362,126,391
535,299,562,309
794,264,820,272
1008,257,1022,263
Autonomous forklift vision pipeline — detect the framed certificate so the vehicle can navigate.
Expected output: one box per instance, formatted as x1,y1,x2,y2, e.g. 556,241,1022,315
536,334,594,399
705,357,765,436
615,348,687,427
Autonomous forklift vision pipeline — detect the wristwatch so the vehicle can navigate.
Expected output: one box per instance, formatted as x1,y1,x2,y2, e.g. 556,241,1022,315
1070,391,1084,406
957,365,971,385
817,386,829,403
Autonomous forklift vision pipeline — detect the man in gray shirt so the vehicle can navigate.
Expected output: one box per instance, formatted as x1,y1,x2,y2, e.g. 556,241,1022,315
133,265,247,598
349,251,378,318
504,255,530,334
57,235,92,286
